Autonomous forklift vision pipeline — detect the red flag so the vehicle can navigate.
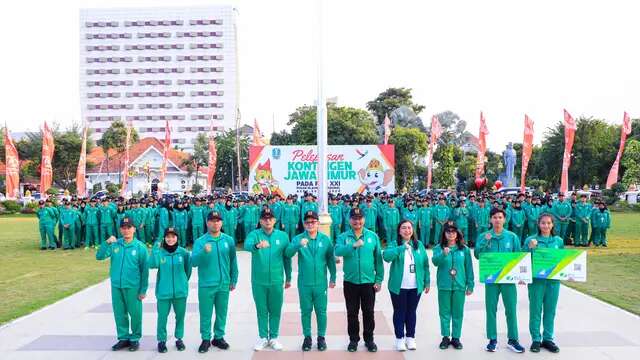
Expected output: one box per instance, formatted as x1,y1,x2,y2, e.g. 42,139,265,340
560,109,577,193
606,112,632,189
76,126,88,197
520,115,535,192
427,115,443,189
207,122,217,194
120,121,132,197
475,112,489,179
4,127,20,199
383,114,391,144
40,122,55,197
160,120,170,185
252,118,266,146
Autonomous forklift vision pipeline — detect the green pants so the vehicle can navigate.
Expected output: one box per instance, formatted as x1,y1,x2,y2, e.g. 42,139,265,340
419,224,432,247
557,222,569,243
62,227,75,249
100,225,114,245
111,287,143,341
75,224,83,248
528,279,560,342
143,224,154,245
299,286,328,337
434,222,446,244
283,223,297,242
438,289,466,338
85,224,99,247
485,283,519,340
252,283,284,339
330,224,340,242
386,225,398,244
39,224,57,249
243,224,256,242
575,220,589,245
175,226,187,247
527,222,537,239
592,227,608,246
157,297,187,341
198,285,230,341
223,224,237,243
191,223,205,243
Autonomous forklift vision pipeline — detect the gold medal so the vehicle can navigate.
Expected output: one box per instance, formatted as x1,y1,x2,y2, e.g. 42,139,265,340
449,268,457,277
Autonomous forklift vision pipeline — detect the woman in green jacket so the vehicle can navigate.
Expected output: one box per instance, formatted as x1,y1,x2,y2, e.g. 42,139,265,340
382,220,430,352
432,223,474,350
149,227,192,353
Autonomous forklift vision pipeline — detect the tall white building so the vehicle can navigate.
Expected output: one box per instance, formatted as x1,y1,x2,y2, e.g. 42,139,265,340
79,6,237,151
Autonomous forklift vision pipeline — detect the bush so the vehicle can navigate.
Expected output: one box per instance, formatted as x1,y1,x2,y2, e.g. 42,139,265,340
106,183,119,196
46,187,59,196
1,200,22,213
25,201,39,210
191,183,203,195
20,207,35,214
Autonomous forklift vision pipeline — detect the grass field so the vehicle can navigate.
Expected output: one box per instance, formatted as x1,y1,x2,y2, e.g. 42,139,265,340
0,212,638,325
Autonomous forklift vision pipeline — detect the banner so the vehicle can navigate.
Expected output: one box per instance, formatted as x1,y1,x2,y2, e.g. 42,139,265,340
120,122,132,197
249,145,395,196
606,112,632,189
160,120,170,188
560,109,577,193
4,128,20,199
479,252,532,284
427,115,442,189
76,126,88,197
532,248,587,282
520,114,534,192
40,122,55,197
383,114,391,145
207,132,217,194
475,112,489,179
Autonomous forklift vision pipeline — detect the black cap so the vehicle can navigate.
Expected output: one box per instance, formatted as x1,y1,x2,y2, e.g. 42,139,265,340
303,210,319,220
260,208,275,219
443,222,458,232
349,207,364,219
164,227,178,237
119,217,134,228
207,211,222,221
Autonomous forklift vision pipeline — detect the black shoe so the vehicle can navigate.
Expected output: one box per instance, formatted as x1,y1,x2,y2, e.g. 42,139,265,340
530,341,541,353
541,340,560,353
302,336,312,351
111,340,130,351
507,339,525,353
198,340,210,353
317,336,327,351
128,341,139,352
439,336,451,349
602,244,608,247
175,339,185,351
365,341,377,352
158,341,167,353
347,341,358,352
451,338,463,350
211,338,229,350
40,247,46,250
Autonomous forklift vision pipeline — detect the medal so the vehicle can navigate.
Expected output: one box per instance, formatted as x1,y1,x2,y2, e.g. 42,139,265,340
449,268,457,276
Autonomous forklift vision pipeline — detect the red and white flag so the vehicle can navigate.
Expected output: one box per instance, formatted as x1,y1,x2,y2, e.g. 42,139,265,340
560,109,577,193
4,127,20,199
606,112,632,189
383,114,391,144
40,122,55,198
475,112,489,179
76,126,88,197
520,115,535,192
207,122,217,194
159,120,171,194
427,115,443,189
120,121,132,197
252,118,266,146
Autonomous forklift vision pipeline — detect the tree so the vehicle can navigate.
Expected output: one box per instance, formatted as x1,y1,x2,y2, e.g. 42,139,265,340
389,127,428,191
433,144,456,189
621,139,640,188
99,120,140,181
366,87,426,128
182,133,208,188
214,130,249,189
269,130,295,146
432,111,472,146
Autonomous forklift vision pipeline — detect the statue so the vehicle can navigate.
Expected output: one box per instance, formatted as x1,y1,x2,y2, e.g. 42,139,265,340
502,142,517,187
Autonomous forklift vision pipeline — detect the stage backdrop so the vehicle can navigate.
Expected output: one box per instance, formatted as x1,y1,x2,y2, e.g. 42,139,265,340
249,145,395,196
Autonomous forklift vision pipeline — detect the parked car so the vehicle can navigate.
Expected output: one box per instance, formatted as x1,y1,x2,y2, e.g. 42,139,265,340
90,190,108,201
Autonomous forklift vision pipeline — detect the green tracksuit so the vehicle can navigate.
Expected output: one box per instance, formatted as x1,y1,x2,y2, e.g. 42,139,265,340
98,205,116,245
474,229,522,341
383,206,400,244
281,203,300,240
60,207,77,249
509,208,527,245
575,202,592,246
222,207,239,243
149,246,192,342
244,228,292,339
156,207,171,243
418,206,433,246
96,238,149,342
192,232,238,341
37,206,58,249
241,205,260,242
402,207,418,230
141,206,155,245
432,244,474,338
335,228,385,285
383,241,431,294
363,206,378,231
453,207,470,242
286,231,336,337
591,208,611,246
300,201,319,225
524,234,563,343
172,209,188,247
83,205,100,247
328,204,343,241
433,204,451,243
552,200,572,242
526,205,542,237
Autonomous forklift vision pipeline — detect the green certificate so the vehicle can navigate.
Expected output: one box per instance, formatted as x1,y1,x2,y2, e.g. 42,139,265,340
479,252,532,284
532,248,586,282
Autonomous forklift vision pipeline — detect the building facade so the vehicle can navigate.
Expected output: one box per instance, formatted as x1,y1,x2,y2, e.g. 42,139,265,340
79,5,237,151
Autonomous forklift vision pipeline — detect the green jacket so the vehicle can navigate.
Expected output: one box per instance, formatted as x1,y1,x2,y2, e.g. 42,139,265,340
83,205,99,225
591,209,611,229
434,204,451,225
575,202,592,223
286,231,336,287
241,205,260,227
474,229,522,259
281,203,300,225
335,228,384,285
552,201,572,223
383,206,400,230
383,241,430,295
189,205,206,226
96,238,149,294
98,205,116,228
453,207,470,228
328,204,342,228
244,228,292,285
172,209,188,228
149,246,192,299
510,208,526,227
191,232,238,288
419,207,433,230
60,207,77,227
432,244,474,292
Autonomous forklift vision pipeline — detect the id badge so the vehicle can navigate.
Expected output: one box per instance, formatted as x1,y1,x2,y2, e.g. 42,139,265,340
409,264,416,273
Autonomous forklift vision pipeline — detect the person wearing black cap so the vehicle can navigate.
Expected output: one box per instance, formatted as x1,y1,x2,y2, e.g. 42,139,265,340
335,207,385,352
244,207,293,351
83,199,100,249
575,194,592,246
590,200,611,246
59,201,78,250
36,200,58,250
551,193,571,242
149,227,192,353
281,196,300,241
99,198,116,246
191,210,238,353
285,210,336,351
96,217,149,352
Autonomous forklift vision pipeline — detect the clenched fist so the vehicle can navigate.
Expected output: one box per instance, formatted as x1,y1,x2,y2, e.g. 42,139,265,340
106,236,117,244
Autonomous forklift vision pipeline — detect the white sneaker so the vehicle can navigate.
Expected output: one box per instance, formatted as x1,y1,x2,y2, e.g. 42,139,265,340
253,337,269,351
395,338,407,351
405,337,417,350
269,338,283,351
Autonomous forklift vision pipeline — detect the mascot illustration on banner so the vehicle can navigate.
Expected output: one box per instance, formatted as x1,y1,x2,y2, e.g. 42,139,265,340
357,159,394,194
252,159,285,197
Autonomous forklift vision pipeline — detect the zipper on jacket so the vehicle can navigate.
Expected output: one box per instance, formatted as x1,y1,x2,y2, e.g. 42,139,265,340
171,254,176,298
216,239,222,285
118,243,125,288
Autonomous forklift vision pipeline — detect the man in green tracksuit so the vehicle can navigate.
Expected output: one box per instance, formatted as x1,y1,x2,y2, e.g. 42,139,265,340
83,199,100,248
172,203,189,247
591,201,611,246
99,199,116,245
60,201,78,249
574,195,591,246
418,198,433,247
328,196,343,241
242,198,260,242
474,207,525,353
335,207,385,353
37,200,58,250
281,196,300,240
383,199,400,244
156,202,171,243
363,199,378,231
509,201,527,245
244,207,292,351
96,217,149,352
551,193,572,242
434,198,451,243
286,210,336,352
192,211,238,353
